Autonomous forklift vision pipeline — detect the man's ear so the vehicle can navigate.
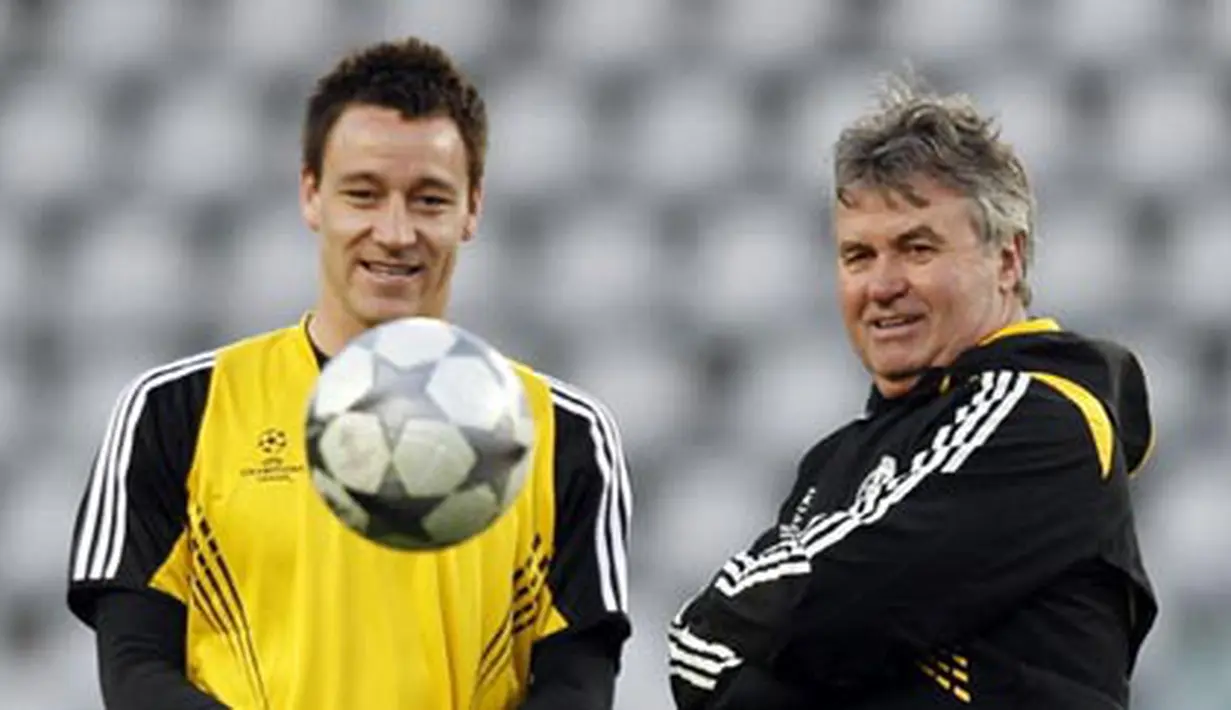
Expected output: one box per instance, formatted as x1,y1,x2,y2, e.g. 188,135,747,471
300,167,322,233
1000,230,1027,294
464,184,484,242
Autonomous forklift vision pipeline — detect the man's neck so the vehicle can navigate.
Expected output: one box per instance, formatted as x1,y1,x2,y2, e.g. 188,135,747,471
307,303,365,359
980,301,1029,344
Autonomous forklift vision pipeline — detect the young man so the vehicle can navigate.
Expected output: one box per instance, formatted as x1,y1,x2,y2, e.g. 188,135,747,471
67,38,631,710
668,77,1156,709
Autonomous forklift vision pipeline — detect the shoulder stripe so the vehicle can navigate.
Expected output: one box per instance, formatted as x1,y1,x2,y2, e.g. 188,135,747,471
71,352,216,582
714,371,1031,597
545,376,630,614
1029,372,1114,479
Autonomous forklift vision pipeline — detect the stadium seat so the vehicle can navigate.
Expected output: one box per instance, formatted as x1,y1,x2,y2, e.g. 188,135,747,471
381,0,504,66
0,74,104,204
967,69,1072,185
222,0,336,76
1049,0,1170,62
881,0,1015,62
1,464,79,593
1109,69,1226,189
688,196,826,337
543,0,676,71
1168,196,1231,324
0,210,31,332
727,328,868,462
222,203,319,337
528,199,667,332
1145,449,1231,596
1030,195,1136,322
1212,1,1231,60
0,2,12,57
484,69,593,196
448,230,512,332
136,74,260,202
565,335,702,461
785,69,884,186
709,0,839,70
1120,322,1191,455
0,346,22,470
644,444,791,586
623,70,753,196
62,202,199,339
45,0,173,78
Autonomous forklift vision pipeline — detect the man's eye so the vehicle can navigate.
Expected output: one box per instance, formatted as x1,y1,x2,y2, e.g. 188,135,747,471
418,196,450,207
343,190,377,202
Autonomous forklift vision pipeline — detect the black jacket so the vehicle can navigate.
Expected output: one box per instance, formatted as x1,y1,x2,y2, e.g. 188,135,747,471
668,319,1156,709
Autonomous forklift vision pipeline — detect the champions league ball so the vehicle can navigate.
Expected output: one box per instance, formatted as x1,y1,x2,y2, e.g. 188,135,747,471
306,317,535,551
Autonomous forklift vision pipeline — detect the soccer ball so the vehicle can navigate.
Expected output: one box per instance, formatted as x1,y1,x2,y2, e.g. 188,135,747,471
305,317,535,551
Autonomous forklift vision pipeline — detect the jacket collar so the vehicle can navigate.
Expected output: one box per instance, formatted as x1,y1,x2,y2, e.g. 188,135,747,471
863,317,1061,416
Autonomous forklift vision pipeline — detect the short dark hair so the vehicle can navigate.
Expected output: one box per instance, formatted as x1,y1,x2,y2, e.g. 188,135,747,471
302,37,488,195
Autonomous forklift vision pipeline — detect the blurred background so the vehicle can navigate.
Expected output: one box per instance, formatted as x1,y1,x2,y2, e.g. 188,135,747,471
1,0,1228,707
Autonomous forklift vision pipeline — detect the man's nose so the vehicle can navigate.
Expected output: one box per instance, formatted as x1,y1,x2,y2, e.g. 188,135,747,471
372,201,418,247
866,257,909,303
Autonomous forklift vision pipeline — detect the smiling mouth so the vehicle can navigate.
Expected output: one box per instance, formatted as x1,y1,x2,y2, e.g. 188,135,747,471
360,260,424,278
869,315,924,332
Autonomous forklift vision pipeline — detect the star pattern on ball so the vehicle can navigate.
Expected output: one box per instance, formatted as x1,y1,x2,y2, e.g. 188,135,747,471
365,357,448,447
447,334,512,389
349,487,443,543
459,419,528,503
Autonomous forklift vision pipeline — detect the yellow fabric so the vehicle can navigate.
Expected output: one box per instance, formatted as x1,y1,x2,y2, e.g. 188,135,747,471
978,317,1062,345
1030,372,1115,480
147,533,191,605
174,324,561,710
1130,428,1156,477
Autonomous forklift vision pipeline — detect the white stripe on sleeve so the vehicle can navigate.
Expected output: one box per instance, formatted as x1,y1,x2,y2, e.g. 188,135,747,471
71,352,215,582
547,377,631,613
716,371,1032,597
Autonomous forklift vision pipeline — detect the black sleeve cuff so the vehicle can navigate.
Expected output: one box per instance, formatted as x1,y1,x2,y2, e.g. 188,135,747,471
523,623,623,710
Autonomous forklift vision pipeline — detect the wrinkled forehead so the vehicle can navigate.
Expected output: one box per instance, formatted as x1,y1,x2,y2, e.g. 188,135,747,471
834,178,977,241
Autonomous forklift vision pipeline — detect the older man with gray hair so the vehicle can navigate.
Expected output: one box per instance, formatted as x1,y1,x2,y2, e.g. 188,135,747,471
667,74,1156,710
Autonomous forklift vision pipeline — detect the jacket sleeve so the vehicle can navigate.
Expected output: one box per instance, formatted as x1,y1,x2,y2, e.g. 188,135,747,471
669,370,1130,708
95,589,227,709
522,625,619,710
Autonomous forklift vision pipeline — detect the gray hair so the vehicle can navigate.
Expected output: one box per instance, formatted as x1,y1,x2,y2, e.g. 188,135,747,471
833,73,1036,306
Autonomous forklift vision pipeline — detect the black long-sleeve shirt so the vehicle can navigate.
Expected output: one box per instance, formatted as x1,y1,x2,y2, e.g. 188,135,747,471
669,321,1156,710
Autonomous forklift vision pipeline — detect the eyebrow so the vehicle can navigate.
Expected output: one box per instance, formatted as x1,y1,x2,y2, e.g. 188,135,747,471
838,225,941,252
413,176,461,194
337,171,382,185
894,225,943,245
336,172,461,194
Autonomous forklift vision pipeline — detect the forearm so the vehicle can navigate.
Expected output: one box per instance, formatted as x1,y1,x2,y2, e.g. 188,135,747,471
94,590,227,710
522,626,619,710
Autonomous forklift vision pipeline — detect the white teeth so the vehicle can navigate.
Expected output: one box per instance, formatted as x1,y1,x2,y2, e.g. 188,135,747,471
875,316,914,328
366,263,416,276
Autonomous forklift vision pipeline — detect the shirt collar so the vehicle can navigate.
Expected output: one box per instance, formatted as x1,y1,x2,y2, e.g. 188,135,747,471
862,317,1061,416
